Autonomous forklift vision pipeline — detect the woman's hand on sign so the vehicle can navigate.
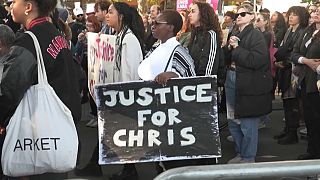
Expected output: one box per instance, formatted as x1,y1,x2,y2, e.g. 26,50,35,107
155,72,179,86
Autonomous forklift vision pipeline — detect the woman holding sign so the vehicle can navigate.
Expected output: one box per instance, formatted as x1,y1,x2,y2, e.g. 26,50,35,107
138,9,196,173
108,3,144,179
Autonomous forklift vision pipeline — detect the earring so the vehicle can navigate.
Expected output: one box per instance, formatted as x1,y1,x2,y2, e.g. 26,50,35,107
25,12,28,15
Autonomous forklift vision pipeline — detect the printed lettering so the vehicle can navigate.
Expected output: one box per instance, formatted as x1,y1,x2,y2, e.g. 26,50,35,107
14,139,23,152
46,36,70,59
13,138,61,151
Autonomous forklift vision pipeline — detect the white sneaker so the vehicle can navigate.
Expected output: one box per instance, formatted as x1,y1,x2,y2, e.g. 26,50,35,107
227,154,242,164
227,135,234,142
299,127,307,136
258,122,266,129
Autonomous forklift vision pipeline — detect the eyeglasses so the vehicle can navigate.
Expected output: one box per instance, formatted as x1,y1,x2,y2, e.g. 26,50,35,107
77,14,84,18
235,12,252,18
151,20,168,26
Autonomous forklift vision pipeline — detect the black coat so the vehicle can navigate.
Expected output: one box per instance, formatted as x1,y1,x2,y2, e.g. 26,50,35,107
229,24,273,118
292,24,320,94
275,26,305,94
14,20,82,124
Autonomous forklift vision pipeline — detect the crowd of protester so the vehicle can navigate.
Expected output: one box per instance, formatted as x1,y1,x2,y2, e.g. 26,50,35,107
0,0,320,179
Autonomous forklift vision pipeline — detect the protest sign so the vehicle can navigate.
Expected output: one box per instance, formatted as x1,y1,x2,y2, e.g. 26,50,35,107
95,76,221,164
176,0,218,11
87,32,116,97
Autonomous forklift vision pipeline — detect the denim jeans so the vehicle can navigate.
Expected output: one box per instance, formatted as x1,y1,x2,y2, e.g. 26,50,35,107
228,117,259,161
225,70,259,161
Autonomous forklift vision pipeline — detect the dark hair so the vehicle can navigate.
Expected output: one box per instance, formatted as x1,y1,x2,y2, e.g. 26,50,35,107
259,8,270,15
49,9,72,40
86,15,101,33
286,6,310,28
161,10,183,36
94,0,111,12
273,11,287,35
26,0,57,17
50,8,59,27
224,11,235,20
113,2,145,70
189,2,222,46
0,24,15,48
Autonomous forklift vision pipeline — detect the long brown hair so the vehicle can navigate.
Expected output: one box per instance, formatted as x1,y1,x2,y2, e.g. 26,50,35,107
189,2,222,46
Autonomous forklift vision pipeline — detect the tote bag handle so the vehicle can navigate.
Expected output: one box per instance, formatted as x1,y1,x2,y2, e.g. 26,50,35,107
24,31,48,85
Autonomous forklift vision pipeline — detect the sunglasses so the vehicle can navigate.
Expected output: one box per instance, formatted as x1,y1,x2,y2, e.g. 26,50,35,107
151,20,168,26
235,12,252,18
77,14,84,18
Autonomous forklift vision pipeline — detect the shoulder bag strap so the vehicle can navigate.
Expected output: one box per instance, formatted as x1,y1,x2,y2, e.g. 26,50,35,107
25,31,48,85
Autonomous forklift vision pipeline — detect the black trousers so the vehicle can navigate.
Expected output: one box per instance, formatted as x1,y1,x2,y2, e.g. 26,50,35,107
283,98,300,131
301,89,320,158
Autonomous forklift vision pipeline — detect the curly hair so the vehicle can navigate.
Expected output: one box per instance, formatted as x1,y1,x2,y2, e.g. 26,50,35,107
26,0,57,17
286,6,310,28
190,2,222,46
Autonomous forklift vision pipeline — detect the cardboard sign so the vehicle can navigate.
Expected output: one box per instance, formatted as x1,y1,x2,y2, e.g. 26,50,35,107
95,76,221,164
176,0,218,11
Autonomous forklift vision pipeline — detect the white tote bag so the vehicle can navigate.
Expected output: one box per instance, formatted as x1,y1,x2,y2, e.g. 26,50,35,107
1,31,79,177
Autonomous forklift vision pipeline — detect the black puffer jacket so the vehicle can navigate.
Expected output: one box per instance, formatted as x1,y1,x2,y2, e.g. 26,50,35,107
229,24,273,118
0,46,37,124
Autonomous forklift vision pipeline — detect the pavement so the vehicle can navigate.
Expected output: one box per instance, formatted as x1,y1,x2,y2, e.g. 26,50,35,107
65,95,315,180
